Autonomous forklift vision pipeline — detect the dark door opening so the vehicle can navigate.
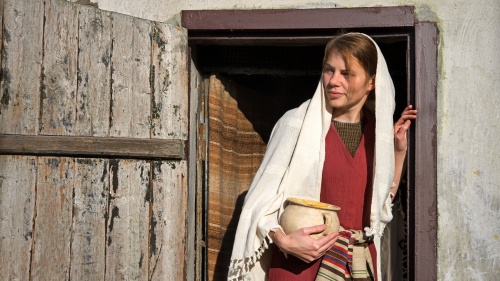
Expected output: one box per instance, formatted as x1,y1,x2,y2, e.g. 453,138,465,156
192,35,411,280
194,37,410,141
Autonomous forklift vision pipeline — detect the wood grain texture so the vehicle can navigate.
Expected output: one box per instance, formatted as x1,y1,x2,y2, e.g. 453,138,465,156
75,5,112,136
70,158,108,280
0,1,190,281
149,160,187,280
31,157,74,281
151,23,188,140
0,0,44,134
40,0,79,135
0,155,37,280
0,0,3,121
109,14,151,138
105,159,150,280
0,134,185,159
414,22,438,281
187,59,203,281
182,7,416,31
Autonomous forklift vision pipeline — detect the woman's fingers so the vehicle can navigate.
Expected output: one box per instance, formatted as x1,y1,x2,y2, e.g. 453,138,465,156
396,120,411,135
307,229,339,261
394,105,417,153
394,105,418,138
288,226,339,263
304,232,339,262
302,224,328,235
317,232,339,253
399,111,417,123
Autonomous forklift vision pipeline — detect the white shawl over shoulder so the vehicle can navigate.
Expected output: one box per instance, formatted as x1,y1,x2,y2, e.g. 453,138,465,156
228,33,396,281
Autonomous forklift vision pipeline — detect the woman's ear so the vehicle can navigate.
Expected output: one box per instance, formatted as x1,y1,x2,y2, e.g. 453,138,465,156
367,75,376,91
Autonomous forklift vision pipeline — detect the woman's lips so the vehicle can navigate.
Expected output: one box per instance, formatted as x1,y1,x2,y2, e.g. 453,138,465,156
328,91,344,99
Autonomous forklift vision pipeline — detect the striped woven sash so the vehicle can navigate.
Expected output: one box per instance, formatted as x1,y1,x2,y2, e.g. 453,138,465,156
315,230,374,281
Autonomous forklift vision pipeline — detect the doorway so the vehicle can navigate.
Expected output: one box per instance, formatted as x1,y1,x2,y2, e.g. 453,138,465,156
183,7,437,281
196,37,409,280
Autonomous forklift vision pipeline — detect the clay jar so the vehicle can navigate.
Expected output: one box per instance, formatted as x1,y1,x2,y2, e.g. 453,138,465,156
279,197,340,239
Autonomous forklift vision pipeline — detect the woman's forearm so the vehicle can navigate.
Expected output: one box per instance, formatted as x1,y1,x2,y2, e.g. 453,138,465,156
391,150,407,201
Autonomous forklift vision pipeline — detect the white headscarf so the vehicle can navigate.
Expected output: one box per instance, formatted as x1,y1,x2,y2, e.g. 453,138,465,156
228,33,396,281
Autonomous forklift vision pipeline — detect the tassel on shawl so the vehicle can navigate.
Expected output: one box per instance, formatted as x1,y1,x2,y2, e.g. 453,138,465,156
228,233,273,281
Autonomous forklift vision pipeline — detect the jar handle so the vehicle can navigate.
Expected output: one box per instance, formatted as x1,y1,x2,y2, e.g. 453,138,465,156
320,212,333,236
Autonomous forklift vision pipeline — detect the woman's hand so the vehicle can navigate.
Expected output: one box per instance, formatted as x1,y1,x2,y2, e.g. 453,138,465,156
394,105,418,153
391,105,418,200
270,225,339,263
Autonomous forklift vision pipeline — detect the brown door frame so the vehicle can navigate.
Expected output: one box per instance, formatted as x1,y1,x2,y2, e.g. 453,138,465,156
182,6,437,281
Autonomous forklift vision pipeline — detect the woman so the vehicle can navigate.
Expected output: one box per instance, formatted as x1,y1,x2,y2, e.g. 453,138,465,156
228,33,417,281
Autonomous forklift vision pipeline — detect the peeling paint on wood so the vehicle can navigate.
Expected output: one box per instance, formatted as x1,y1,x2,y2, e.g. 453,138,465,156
105,159,150,280
0,0,189,142
0,1,190,280
150,23,188,140
0,155,37,281
187,59,203,281
75,5,112,136
0,0,44,134
70,158,108,280
109,14,151,138
149,160,187,280
31,157,74,280
40,0,79,135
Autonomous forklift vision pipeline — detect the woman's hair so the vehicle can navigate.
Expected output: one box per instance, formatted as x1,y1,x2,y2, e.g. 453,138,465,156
323,33,377,77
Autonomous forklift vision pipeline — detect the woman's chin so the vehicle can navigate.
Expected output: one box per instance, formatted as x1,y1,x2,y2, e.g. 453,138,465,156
328,100,344,110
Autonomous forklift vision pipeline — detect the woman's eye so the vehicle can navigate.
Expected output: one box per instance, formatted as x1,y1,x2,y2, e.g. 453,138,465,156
341,71,350,76
323,68,333,74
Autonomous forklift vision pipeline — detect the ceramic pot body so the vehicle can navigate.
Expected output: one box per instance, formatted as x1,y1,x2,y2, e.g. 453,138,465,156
280,198,340,239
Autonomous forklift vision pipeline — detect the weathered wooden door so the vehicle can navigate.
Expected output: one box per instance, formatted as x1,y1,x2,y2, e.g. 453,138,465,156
0,0,189,280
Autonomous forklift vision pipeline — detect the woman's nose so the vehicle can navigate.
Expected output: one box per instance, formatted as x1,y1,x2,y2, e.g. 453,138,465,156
328,71,341,86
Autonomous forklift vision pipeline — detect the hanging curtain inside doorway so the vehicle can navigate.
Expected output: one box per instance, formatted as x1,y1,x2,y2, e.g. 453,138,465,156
207,74,278,281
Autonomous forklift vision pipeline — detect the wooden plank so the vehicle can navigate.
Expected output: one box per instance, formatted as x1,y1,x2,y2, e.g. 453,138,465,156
187,58,202,281
31,157,74,281
0,155,37,280
414,22,438,281
75,5,112,136
0,0,44,134
40,0,79,135
109,14,151,138
105,159,150,280
0,135,185,159
70,158,108,280
149,160,187,280
0,0,3,103
150,23,189,139
181,7,416,31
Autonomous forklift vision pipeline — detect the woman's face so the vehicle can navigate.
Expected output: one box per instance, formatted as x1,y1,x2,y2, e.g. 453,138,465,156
322,52,375,120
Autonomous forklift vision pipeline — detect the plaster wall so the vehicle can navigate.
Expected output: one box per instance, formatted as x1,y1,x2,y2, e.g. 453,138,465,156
69,0,500,280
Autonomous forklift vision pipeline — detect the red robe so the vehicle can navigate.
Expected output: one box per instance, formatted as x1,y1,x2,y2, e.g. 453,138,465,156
268,111,377,281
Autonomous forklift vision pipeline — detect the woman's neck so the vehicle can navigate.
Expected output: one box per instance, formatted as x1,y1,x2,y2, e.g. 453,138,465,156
332,109,364,123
